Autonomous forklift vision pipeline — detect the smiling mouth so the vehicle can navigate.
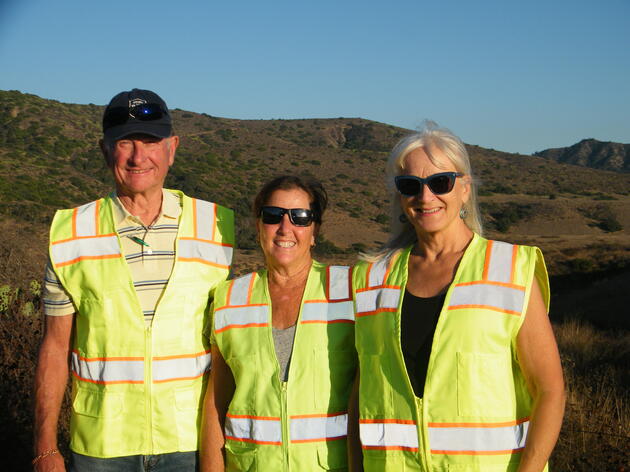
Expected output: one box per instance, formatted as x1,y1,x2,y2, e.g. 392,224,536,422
275,241,296,248
416,208,441,215
128,169,151,174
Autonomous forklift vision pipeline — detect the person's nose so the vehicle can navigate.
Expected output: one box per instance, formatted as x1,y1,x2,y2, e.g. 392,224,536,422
277,213,293,232
128,140,148,164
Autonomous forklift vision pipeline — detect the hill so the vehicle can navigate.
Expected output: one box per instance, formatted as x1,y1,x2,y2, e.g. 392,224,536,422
535,138,630,173
0,90,628,471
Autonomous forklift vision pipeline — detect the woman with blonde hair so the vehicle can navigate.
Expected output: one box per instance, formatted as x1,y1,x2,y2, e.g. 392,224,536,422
350,122,564,472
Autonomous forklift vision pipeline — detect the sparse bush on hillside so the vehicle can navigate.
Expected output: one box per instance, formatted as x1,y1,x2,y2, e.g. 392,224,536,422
314,235,345,256
579,204,623,233
481,202,537,232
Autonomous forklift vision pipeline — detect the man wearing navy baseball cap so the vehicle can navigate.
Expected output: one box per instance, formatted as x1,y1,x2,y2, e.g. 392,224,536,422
34,89,235,471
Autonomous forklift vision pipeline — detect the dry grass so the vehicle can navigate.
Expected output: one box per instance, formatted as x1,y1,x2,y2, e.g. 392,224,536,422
552,320,630,471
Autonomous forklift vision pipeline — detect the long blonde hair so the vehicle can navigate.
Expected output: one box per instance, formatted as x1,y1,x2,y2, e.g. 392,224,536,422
362,121,483,262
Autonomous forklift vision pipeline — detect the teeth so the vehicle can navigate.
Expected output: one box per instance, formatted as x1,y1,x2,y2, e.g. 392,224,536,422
276,241,296,248
417,208,441,214
129,170,149,174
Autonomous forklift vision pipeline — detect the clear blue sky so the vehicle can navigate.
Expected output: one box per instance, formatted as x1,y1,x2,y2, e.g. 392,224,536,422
1,0,628,154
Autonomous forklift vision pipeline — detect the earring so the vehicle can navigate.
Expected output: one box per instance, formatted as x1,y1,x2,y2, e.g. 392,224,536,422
399,213,408,223
459,207,468,219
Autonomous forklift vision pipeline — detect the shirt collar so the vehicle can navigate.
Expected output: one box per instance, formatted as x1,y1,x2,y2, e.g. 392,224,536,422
111,189,182,227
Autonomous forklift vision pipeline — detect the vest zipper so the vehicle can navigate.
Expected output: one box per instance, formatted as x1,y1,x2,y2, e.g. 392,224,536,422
281,381,289,471
145,324,153,454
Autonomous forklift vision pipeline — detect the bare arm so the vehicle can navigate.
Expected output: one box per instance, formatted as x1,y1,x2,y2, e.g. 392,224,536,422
200,345,235,472
347,370,363,472
516,280,565,472
33,314,74,471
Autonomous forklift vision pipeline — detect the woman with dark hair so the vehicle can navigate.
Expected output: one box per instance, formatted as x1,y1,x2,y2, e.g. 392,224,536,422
350,122,565,472
201,176,357,471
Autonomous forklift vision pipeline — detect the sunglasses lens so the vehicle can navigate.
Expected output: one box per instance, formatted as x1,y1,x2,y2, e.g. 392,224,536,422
289,209,313,226
395,177,422,196
261,207,284,224
427,174,455,195
132,104,164,121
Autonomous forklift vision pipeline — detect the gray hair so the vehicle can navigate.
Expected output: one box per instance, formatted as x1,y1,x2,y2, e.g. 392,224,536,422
362,121,483,262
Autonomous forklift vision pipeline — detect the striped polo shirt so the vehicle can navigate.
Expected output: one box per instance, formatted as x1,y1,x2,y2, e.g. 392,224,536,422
43,189,182,325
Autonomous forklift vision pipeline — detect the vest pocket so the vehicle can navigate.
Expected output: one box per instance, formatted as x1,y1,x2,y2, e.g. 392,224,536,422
313,348,357,410
174,385,203,450
456,352,515,417
72,387,122,418
317,439,348,470
225,442,257,472
70,388,123,455
358,354,394,413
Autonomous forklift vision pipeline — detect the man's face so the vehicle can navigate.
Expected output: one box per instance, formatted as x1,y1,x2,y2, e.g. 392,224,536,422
104,133,179,197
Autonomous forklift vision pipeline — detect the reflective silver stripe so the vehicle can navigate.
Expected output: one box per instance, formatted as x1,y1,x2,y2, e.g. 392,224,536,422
328,266,350,300
355,287,400,315
428,420,529,453
368,258,388,287
290,413,348,442
153,351,211,382
71,351,144,384
51,235,121,266
194,199,216,241
178,239,233,267
487,241,515,283
228,273,255,306
225,414,282,444
301,301,354,323
75,201,98,237
359,421,419,450
449,283,525,314
214,305,269,333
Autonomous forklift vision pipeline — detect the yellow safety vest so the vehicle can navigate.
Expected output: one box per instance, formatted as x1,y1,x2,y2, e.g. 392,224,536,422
212,261,357,471
352,234,550,472
49,190,234,458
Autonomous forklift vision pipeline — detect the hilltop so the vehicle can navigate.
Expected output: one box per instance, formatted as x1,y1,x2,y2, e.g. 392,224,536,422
535,138,630,173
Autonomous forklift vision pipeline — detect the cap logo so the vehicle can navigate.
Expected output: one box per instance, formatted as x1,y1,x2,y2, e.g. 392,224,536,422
128,98,147,118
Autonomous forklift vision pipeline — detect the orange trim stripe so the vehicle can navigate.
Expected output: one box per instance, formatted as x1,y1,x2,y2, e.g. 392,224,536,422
211,201,217,241
482,240,493,280
153,350,211,361
176,257,230,268
360,419,416,425
455,280,525,290
290,412,346,419
365,262,373,287
510,244,519,284
52,233,118,245
363,445,419,452
227,414,281,420
432,448,524,456
71,207,78,239
55,253,122,268
72,351,143,362
215,322,269,334
291,435,346,444
383,257,393,286
192,199,198,238
225,436,282,446
428,417,529,428
325,266,331,300
355,308,398,318
448,304,521,316
355,284,401,293
300,319,355,325
94,200,100,235
178,237,234,248
153,373,207,383
303,298,353,304
246,272,256,305
348,266,353,300
214,303,268,312
72,372,143,385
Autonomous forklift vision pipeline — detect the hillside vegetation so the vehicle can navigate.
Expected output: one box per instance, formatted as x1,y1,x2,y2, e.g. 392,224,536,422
1,90,629,470
536,138,630,173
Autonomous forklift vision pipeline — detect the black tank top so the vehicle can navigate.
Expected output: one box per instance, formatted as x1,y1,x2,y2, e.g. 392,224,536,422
400,290,446,398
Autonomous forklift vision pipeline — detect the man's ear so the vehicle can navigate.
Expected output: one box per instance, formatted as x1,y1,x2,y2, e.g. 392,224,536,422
167,135,179,166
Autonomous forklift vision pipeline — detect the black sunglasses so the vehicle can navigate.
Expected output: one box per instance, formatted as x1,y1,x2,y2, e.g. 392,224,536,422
260,206,314,227
395,172,464,196
103,103,167,130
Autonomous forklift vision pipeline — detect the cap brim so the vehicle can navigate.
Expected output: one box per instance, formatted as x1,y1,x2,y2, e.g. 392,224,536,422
104,122,172,140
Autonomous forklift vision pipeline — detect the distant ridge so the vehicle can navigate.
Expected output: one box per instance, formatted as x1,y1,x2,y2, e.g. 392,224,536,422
535,138,630,173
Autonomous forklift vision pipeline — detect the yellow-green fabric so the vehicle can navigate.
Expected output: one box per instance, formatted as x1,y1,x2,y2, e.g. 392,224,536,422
49,190,234,458
212,261,357,471
353,234,549,472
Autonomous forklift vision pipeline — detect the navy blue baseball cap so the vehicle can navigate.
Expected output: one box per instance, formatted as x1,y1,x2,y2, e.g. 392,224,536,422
102,89,172,140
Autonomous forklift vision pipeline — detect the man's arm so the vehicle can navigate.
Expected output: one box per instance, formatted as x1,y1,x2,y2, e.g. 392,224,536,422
33,313,74,471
